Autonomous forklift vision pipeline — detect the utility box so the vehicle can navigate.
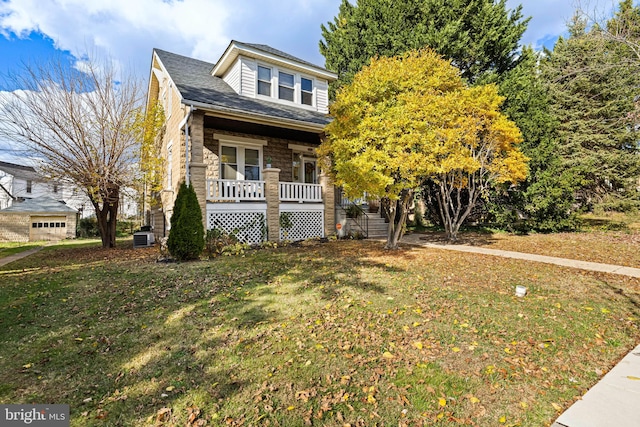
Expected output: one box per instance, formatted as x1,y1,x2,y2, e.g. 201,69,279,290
133,231,155,248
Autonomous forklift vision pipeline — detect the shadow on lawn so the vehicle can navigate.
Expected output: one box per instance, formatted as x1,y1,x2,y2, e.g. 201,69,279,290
0,239,413,425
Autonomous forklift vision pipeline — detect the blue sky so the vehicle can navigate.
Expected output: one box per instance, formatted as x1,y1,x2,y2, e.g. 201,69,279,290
0,0,600,80
0,0,615,163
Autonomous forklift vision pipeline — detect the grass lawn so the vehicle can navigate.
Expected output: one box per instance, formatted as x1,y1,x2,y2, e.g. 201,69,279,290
0,238,638,426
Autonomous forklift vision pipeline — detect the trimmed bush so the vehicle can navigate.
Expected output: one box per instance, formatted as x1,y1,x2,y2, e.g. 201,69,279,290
167,182,204,261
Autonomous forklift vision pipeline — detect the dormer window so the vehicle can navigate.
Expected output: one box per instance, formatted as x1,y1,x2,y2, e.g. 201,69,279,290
301,78,313,106
258,66,272,96
278,72,294,102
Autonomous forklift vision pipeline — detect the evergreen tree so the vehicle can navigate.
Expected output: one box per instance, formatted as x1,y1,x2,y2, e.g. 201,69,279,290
167,182,204,261
489,47,580,231
543,11,640,210
320,0,529,95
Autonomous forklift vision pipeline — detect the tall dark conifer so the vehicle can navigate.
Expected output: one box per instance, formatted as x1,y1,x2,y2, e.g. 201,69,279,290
320,0,529,95
491,47,579,231
167,182,204,261
543,10,640,210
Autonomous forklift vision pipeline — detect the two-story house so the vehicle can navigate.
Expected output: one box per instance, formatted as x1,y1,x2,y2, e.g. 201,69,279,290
146,41,339,243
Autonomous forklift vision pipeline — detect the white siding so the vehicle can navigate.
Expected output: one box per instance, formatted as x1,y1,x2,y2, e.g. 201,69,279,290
241,58,257,97
316,79,329,114
223,59,242,94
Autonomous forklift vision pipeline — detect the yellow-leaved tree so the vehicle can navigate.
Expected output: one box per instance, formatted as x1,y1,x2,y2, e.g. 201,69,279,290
318,49,528,248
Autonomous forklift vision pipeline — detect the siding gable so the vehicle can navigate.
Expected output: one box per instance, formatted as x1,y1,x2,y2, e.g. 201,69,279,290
241,58,257,97
235,56,330,114
316,79,329,114
222,59,241,94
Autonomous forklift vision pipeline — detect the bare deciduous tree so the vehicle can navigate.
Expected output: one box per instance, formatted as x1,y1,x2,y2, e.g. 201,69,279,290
576,0,640,61
0,55,142,248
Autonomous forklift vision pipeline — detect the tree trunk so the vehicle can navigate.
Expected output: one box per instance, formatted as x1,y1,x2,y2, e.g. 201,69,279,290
384,190,413,250
435,176,479,242
91,186,120,249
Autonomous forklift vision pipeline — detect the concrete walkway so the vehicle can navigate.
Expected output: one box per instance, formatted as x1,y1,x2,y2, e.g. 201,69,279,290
398,233,640,426
399,233,640,278
0,246,44,268
552,344,640,427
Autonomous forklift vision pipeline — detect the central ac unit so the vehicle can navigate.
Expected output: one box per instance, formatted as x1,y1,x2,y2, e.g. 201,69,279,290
133,231,155,248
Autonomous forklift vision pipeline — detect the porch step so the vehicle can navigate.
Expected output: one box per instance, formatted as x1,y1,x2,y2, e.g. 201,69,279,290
362,212,388,238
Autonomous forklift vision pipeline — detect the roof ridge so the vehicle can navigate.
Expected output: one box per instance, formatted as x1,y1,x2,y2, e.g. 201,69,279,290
233,40,329,71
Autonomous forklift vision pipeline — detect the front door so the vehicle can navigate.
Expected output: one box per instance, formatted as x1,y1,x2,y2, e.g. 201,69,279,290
293,153,317,184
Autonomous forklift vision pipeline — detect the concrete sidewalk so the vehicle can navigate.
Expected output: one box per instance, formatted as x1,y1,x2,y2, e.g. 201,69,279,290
552,344,640,427
399,233,640,278
398,233,640,426
0,246,44,268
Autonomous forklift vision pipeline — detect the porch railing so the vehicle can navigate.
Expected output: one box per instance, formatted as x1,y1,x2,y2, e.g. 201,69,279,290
206,179,323,203
207,179,265,202
279,182,323,203
335,187,369,238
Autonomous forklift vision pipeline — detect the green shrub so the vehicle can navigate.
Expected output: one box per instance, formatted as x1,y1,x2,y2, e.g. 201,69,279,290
77,217,100,237
204,229,239,258
116,220,137,237
167,182,204,261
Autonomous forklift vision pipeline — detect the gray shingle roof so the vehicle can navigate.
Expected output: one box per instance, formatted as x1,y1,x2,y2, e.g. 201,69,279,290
2,196,77,213
0,161,40,181
154,49,332,128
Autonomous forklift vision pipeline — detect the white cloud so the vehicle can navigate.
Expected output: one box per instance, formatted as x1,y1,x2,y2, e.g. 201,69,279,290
0,0,234,76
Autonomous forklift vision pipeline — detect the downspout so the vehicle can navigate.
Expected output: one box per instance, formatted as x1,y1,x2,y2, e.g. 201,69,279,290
184,105,194,186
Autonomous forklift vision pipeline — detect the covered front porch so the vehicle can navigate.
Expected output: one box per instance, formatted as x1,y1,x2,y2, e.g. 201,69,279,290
182,111,335,243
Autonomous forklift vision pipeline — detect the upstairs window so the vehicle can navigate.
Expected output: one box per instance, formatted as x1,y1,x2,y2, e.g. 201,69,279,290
257,66,272,96
278,72,294,102
26,180,32,194
301,78,313,105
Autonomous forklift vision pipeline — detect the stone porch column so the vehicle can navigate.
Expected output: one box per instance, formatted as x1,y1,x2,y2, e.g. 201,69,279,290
319,171,336,237
264,168,280,242
188,111,208,230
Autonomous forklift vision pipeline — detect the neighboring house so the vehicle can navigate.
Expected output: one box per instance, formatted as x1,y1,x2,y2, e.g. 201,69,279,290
146,41,340,243
0,161,54,210
0,196,77,242
0,160,138,220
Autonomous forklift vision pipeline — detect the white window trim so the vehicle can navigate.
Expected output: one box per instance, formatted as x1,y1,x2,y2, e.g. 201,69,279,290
254,63,317,110
215,134,267,181
300,75,315,107
257,65,273,97
288,143,316,154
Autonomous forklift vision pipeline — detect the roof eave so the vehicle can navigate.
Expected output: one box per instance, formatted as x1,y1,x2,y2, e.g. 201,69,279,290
211,41,337,81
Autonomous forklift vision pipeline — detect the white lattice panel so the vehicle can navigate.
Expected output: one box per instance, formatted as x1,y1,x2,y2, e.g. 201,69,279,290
280,211,324,241
208,211,267,244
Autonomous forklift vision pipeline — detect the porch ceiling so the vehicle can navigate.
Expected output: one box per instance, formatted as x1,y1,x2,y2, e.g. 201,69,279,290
203,116,323,145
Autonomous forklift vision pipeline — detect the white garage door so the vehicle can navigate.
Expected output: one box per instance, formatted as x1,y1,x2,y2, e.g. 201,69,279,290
30,216,68,241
